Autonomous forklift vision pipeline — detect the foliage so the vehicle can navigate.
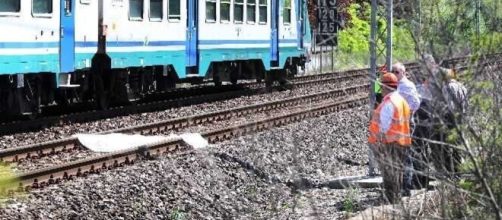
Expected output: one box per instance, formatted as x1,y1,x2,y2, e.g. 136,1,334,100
411,0,502,57
342,188,358,213
333,3,415,68
169,207,185,220
476,32,502,53
0,164,20,200
338,4,370,54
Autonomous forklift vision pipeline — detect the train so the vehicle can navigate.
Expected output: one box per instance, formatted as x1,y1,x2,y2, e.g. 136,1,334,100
0,0,312,116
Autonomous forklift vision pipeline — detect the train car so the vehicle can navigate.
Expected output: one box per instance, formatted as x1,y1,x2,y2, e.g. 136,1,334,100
0,0,312,116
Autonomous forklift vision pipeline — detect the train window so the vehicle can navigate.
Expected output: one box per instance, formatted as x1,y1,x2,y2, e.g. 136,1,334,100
32,0,53,15
283,0,291,24
220,0,230,22
258,0,267,24
246,0,256,23
234,0,244,23
168,0,181,20
0,0,20,13
205,0,216,22
149,0,162,21
129,0,144,20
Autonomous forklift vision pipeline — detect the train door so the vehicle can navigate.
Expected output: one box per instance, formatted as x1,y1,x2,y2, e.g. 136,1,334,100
60,0,76,74
270,0,279,67
186,0,198,70
296,0,303,49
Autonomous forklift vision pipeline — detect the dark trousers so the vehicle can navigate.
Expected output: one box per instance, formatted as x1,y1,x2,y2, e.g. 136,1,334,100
430,127,462,176
374,93,383,109
405,103,433,189
373,144,407,203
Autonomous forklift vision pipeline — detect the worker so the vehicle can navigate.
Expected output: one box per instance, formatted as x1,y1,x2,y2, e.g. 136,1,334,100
368,72,412,203
432,68,468,176
391,62,421,194
392,63,421,113
374,75,382,108
422,54,468,178
374,65,388,108
411,65,433,189
368,65,388,177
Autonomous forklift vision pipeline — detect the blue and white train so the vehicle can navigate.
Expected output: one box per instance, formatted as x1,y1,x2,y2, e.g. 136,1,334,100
0,0,312,115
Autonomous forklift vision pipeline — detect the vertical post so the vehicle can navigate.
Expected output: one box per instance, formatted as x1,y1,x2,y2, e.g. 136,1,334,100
331,45,334,71
320,48,323,74
368,0,378,176
418,0,421,43
97,0,106,54
386,0,393,71
476,0,480,42
317,0,322,74
313,29,316,74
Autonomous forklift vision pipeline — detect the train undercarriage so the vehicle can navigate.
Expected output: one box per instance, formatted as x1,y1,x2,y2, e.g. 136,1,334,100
0,57,304,117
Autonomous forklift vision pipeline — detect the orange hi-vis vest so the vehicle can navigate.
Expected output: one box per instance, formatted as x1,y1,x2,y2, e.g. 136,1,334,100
368,92,412,147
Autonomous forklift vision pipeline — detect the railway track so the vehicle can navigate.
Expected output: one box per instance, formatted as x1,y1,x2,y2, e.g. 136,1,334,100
0,84,369,164
0,92,368,192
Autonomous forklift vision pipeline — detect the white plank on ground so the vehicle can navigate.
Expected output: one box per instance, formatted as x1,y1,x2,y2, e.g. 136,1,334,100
76,133,209,153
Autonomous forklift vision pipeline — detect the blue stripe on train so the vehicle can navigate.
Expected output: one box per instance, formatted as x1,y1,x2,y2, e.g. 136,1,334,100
0,43,302,76
0,42,59,48
0,39,298,49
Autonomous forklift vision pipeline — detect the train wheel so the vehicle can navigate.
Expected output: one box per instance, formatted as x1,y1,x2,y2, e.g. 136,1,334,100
265,70,274,88
16,75,41,118
286,65,298,79
230,74,238,85
212,63,222,86
230,63,240,85
214,75,222,87
95,75,110,110
166,69,177,90
276,69,291,90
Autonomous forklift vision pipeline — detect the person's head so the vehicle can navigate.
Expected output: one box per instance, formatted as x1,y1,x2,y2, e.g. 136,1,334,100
439,68,456,82
380,72,398,96
392,62,406,80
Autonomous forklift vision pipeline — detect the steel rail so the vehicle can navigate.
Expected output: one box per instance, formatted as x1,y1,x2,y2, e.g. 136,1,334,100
0,84,370,163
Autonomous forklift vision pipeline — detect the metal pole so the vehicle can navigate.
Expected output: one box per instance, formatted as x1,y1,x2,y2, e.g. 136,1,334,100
313,29,317,74
418,0,421,45
320,47,323,73
476,0,480,42
97,0,106,54
386,0,393,71
317,0,322,74
368,0,378,176
331,45,334,71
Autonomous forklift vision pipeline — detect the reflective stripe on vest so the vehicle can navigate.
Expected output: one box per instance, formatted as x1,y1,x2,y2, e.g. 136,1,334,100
368,93,412,147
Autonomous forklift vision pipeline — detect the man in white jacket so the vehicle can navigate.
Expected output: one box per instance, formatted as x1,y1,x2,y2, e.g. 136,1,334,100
392,62,421,196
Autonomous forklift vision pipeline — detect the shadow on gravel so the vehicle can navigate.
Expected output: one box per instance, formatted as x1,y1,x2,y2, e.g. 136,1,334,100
214,151,376,192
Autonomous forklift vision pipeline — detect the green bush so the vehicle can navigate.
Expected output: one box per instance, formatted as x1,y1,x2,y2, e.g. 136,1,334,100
335,3,416,69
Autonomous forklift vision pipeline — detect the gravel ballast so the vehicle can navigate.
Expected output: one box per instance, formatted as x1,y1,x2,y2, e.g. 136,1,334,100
12,95,366,174
0,106,377,219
